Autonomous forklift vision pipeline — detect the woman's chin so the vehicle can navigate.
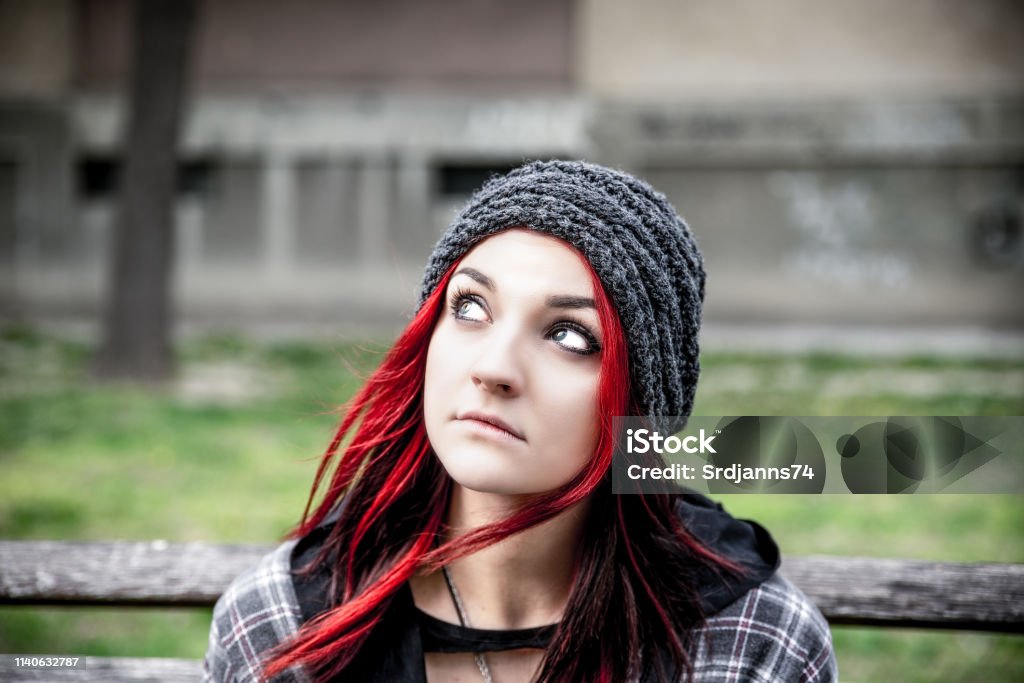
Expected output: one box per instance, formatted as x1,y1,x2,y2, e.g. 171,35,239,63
436,450,578,496
450,474,539,497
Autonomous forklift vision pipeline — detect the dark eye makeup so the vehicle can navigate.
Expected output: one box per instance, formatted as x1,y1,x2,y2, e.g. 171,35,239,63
548,319,601,355
447,287,602,356
449,286,489,322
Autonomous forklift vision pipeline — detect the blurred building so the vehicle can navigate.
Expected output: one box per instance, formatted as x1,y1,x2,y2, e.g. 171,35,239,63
1,0,1022,338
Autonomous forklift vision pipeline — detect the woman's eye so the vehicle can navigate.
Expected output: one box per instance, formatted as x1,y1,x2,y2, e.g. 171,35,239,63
455,297,488,322
551,326,595,355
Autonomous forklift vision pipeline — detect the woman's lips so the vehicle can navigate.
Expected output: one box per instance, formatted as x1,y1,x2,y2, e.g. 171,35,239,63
455,411,526,441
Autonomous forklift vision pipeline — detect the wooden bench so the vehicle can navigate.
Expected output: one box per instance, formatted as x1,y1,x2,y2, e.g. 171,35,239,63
2,540,1023,681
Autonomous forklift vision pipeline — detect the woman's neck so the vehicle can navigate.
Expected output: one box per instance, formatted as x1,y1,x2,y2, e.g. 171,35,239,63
410,485,590,630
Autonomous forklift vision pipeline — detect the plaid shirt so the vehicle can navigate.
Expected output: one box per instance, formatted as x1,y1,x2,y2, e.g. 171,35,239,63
203,540,837,682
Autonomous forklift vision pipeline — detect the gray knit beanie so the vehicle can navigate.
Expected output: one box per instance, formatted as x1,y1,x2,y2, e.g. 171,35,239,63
419,160,705,423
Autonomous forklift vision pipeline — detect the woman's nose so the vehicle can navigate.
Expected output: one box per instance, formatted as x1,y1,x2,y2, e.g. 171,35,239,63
469,329,523,397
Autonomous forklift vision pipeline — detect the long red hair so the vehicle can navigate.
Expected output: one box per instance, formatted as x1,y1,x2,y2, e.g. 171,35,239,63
263,243,736,682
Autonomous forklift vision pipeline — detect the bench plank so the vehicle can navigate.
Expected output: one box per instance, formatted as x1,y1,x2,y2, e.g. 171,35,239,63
1,541,1022,632
780,555,1024,632
0,541,271,607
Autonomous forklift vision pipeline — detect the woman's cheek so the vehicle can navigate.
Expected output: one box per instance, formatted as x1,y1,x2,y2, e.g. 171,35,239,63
430,326,466,385
548,375,601,452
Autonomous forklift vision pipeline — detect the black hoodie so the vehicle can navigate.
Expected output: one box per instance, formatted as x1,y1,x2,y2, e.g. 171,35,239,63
290,493,780,682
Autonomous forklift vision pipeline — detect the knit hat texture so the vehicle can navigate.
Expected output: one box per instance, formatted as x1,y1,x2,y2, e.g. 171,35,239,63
419,160,705,423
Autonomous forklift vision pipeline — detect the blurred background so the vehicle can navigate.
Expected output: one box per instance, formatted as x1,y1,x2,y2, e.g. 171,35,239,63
0,1,1022,681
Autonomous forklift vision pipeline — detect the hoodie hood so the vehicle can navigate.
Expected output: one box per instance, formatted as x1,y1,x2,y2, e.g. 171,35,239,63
674,492,780,614
293,492,779,622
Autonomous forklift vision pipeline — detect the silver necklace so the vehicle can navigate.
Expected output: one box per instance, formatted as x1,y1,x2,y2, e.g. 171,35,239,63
441,565,494,683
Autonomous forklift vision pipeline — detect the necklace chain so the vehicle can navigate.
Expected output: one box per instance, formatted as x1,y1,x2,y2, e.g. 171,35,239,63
441,565,494,683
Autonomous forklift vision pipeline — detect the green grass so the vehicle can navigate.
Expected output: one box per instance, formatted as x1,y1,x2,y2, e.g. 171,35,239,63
0,326,1022,681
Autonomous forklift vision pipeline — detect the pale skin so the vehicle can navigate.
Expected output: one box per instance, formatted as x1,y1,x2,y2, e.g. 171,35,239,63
411,230,606,682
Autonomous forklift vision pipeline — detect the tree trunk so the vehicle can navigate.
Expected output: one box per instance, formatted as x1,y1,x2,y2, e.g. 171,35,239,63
93,0,197,382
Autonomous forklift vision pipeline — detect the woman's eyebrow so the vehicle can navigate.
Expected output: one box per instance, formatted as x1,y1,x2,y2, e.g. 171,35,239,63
546,295,596,310
454,267,594,309
453,267,495,291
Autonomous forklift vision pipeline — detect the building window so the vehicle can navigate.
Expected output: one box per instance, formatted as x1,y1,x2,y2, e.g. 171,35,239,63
437,161,521,196
75,156,218,201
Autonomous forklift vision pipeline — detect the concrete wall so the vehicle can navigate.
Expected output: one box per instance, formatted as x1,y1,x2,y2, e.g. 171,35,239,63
594,99,1024,328
11,93,588,327
579,0,1024,98
78,0,574,92
0,0,75,99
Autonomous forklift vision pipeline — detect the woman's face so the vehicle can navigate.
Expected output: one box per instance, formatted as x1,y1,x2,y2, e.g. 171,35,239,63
423,229,604,496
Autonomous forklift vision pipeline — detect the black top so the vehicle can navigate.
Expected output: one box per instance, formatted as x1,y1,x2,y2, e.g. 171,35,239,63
417,607,555,653
290,492,779,681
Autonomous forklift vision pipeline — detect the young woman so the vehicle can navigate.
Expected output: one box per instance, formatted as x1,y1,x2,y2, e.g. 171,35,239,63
203,161,837,682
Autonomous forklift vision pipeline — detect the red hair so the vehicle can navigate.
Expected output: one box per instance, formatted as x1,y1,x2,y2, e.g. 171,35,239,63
263,243,737,682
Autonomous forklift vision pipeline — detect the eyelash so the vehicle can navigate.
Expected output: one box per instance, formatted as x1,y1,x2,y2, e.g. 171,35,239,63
551,318,602,356
448,287,602,356
448,286,486,320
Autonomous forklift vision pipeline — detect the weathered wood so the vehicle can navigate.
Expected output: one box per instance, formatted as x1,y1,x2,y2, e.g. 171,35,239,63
1,541,1022,632
0,656,200,682
781,555,1024,633
0,540,272,607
